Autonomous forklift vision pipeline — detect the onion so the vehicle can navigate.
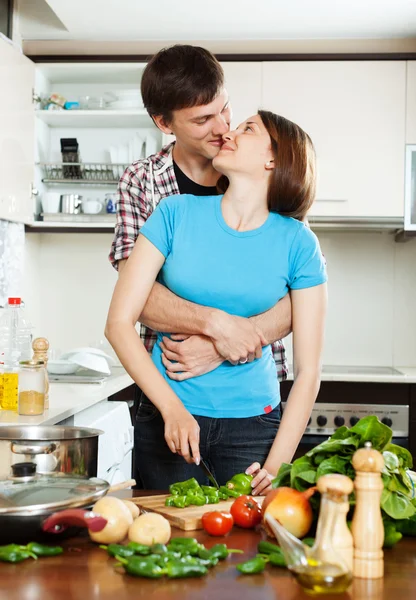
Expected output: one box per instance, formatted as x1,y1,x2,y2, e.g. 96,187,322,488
262,486,316,539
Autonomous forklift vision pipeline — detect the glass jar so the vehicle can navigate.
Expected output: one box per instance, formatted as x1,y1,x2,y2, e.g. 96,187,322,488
18,361,46,416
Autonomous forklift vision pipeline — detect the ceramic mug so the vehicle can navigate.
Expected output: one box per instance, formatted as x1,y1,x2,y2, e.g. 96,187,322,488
82,198,104,215
41,192,61,214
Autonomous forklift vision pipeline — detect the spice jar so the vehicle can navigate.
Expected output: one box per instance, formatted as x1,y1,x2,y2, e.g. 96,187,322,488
18,360,46,416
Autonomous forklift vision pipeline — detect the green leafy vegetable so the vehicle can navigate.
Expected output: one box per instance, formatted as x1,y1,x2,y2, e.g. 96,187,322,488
272,416,415,548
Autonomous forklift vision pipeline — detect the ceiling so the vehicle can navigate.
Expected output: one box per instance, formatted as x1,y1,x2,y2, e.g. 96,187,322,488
18,0,416,41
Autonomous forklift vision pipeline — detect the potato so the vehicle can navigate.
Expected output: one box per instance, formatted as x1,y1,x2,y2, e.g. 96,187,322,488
128,513,171,546
89,496,133,544
122,500,140,519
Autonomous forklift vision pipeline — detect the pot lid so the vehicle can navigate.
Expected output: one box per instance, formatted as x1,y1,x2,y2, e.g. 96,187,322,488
0,470,109,516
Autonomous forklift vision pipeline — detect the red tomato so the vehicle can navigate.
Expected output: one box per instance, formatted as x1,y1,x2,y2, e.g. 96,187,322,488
230,495,262,529
201,511,234,536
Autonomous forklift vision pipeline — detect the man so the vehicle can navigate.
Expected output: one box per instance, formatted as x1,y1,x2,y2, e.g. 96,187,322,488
109,45,291,385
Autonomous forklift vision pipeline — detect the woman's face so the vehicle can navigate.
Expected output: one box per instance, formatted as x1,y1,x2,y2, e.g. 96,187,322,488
212,114,274,178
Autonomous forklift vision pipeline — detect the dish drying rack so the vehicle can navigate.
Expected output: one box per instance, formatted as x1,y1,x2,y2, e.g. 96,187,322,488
38,162,128,185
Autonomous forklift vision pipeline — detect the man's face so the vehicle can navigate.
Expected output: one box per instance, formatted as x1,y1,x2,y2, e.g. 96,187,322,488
157,90,232,160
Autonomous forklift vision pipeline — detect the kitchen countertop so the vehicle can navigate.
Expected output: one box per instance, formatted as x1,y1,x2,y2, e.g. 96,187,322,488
0,366,133,426
287,366,416,384
0,490,414,600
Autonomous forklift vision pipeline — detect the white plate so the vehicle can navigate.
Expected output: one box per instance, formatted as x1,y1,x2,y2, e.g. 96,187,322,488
47,360,79,375
60,347,116,366
67,352,111,375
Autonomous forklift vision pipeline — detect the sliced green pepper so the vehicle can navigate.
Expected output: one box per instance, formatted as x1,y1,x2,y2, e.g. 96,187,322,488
171,495,188,508
236,556,268,575
219,485,240,499
116,555,165,579
201,485,219,495
225,473,253,496
185,492,207,507
169,478,201,496
205,494,220,504
165,561,208,578
25,542,63,557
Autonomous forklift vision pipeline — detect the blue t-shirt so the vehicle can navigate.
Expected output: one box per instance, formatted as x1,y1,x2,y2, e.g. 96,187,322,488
140,194,327,418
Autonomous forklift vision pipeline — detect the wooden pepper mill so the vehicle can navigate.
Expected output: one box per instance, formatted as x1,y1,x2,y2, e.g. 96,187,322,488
32,337,49,410
317,473,354,572
351,441,385,579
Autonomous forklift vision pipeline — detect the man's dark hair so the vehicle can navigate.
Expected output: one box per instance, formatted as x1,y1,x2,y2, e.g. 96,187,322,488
141,45,224,123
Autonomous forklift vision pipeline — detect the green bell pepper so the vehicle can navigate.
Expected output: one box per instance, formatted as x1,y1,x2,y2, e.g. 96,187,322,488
185,492,207,507
225,473,253,496
219,485,240,499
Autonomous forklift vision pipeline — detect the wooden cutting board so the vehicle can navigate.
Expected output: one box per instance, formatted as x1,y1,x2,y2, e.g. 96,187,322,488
131,494,264,531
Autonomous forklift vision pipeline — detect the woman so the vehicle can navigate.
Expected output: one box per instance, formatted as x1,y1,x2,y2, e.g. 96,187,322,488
105,110,327,496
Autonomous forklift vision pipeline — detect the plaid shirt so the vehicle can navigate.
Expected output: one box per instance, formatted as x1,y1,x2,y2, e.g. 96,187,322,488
109,143,288,382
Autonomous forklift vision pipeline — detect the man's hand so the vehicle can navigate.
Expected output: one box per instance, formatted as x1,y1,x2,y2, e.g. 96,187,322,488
208,313,268,365
160,334,223,381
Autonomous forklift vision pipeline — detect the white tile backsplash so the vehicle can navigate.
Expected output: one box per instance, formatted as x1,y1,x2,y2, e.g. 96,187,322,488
22,230,416,368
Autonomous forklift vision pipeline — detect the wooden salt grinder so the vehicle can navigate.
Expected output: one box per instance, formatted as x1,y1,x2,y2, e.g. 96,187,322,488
351,441,385,579
32,337,50,410
317,473,354,572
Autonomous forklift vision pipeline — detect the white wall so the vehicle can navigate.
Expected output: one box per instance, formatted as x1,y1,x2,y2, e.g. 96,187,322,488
23,232,117,354
22,230,416,367
283,231,416,368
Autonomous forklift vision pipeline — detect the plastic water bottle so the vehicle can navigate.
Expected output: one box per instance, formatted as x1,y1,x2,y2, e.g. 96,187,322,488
0,298,33,410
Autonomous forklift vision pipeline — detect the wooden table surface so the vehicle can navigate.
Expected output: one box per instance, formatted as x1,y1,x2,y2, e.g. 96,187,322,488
1,491,416,600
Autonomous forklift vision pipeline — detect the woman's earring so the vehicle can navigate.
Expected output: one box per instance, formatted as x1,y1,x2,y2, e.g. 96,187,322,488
266,161,271,167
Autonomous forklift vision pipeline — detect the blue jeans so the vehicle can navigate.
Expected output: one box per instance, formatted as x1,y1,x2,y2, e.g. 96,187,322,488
134,393,281,490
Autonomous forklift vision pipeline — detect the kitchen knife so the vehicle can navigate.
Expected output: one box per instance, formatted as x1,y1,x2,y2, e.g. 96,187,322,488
199,457,220,489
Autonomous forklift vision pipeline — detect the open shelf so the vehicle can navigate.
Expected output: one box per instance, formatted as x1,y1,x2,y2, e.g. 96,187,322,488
35,109,152,128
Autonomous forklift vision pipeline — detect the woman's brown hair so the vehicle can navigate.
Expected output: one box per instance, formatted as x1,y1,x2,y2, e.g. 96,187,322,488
218,110,316,221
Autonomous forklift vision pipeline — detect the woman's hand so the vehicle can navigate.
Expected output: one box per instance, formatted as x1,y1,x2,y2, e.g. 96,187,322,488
246,462,275,496
160,334,223,381
208,313,268,365
162,404,201,465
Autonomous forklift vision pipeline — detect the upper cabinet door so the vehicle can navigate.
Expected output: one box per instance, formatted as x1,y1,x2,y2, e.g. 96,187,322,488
222,62,262,129
406,61,416,144
0,38,35,224
262,61,406,218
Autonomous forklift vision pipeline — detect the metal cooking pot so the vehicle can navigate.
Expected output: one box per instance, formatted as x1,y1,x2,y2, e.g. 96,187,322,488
0,462,109,544
0,426,103,479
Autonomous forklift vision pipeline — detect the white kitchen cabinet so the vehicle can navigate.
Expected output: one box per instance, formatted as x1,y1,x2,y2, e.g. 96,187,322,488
0,37,35,224
0,53,162,228
406,62,416,144
222,62,262,128
262,61,406,218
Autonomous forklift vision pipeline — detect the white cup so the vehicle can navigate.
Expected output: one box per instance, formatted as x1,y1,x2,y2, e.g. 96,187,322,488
41,192,61,213
82,198,104,214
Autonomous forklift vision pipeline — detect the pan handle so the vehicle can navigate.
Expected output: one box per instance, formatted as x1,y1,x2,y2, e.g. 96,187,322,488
42,510,107,534
12,442,57,455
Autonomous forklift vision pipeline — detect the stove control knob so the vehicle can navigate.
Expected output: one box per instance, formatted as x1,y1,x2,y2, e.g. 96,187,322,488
382,417,393,428
334,416,345,427
317,415,327,427
307,417,312,426
350,416,360,426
